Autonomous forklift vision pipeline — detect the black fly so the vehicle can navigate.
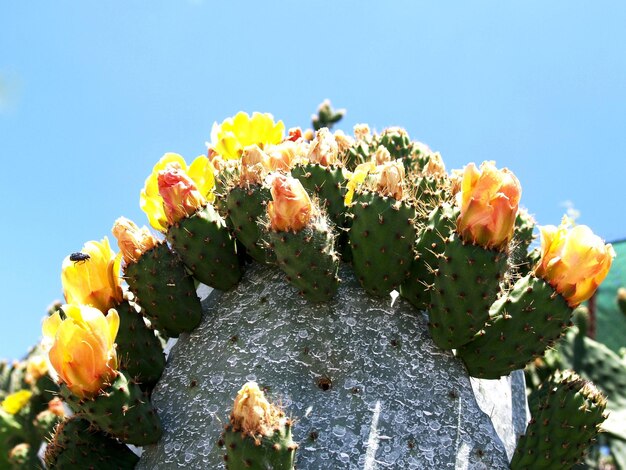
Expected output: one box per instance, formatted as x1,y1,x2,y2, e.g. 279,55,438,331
69,252,90,265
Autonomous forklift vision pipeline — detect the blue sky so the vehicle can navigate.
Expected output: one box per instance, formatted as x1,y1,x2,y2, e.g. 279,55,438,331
1,1,625,360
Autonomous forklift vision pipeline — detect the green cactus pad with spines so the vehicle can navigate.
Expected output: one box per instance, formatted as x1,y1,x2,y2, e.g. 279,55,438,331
222,418,297,470
226,184,273,263
8,443,39,470
400,203,457,310
291,163,347,228
60,370,162,446
349,191,417,297
34,409,62,441
510,371,607,470
167,203,242,290
112,300,165,389
44,416,139,470
509,209,536,278
428,233,508,349
269,216,339,302
342,135,378,171
557,327,626,410
124,241,202,338
457,274,572,379
379,128,413,163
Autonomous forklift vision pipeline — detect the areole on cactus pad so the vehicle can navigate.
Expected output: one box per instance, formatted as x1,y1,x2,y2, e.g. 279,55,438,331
21,107,616,469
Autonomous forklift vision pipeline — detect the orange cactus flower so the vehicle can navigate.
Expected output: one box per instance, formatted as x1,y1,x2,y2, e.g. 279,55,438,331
158,165,207,226
62,237,123,312
456,161,521,250
267,174,313,232
111,217,159,265
42,304,119,398
140,153,215,232
534,217,615,307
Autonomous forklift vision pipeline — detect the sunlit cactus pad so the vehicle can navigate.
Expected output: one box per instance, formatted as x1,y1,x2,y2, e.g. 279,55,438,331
138,264,528,469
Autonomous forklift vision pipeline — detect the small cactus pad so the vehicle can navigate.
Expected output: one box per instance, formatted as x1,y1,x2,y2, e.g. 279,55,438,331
457,274,572,379
221,382,297,470
269,216,340,302
400,203,457,310
112,300,165,389
291,163,347,228
44,416,139,470
167,203,242,290
429,233,508,349
124,241,202,337
226,184,273,263
510,371,607,469
349,191,417,297
60,370,162,446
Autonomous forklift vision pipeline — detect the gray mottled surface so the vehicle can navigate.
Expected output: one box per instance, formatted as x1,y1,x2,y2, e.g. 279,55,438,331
138,263,527,469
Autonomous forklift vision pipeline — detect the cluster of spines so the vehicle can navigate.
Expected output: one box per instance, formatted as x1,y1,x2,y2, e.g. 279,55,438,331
124,240,202,338
59,370,162,446
44,416,139,469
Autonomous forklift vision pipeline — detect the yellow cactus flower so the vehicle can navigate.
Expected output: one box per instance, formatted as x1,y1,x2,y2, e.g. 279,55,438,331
112,217,159,265
344,162,376,206
231,381,282,436
534,217,615,307
158,165,207,226
140,153,215,232
210,112,284,160
42,304,119,398
25,355,48,385
62,237,123,312
267,174,313,232
1,390,32,415
456,161,521,250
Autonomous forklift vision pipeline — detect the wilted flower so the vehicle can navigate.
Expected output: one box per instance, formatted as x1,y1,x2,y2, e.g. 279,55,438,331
111,217,159,264
534,217,615,307
377,160,405,200
42,304,119,398
231,381,282,436
455,161,521,250
307,128,339,167
62,237,123,312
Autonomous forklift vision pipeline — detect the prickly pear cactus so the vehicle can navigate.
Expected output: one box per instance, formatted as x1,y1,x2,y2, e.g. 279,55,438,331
138,264,528,469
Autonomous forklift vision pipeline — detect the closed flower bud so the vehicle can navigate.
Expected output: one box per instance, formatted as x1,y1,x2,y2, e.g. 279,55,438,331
377,161,405,200
42,304,119,398
111,217,159,265
534,217,615,307
456,161,521,250
62,237,123,312
267,174,313,232
158,165,207,226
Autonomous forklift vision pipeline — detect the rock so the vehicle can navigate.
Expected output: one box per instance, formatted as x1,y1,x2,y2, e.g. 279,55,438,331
138,263,528,469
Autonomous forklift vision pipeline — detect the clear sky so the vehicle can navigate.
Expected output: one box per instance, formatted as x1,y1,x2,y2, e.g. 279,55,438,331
1,1,625,361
